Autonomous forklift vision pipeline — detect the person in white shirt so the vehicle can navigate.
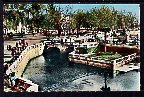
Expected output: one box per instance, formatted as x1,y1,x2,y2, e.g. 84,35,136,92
10,72,17,86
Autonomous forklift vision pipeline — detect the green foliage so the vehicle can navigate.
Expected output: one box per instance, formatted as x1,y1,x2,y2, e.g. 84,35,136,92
87,47,99,54
3,4,138,35
91,52,122,60
97,52,114,55
98,54,122,60
71,6,138,30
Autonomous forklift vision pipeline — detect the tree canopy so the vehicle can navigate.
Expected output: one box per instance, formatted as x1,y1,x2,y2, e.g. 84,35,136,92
3,4,138,36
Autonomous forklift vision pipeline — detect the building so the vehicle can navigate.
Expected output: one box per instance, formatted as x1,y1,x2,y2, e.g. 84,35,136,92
61,13,71,35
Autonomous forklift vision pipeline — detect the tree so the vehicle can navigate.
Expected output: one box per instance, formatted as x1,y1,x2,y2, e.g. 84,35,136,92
46,4,63,37
47,4,73,37
3,4,138,37
4,4,28,33
71,10,86,35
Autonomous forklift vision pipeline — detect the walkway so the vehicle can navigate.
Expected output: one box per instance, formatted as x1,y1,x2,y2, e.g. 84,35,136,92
115,63,140,72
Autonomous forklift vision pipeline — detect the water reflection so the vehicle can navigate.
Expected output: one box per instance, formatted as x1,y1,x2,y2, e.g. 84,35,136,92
22,48,140,91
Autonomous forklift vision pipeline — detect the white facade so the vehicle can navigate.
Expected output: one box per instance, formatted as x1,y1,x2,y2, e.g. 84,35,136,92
3,22,28,34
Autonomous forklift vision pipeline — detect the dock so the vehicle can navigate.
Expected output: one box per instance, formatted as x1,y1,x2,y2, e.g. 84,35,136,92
115,63,140,73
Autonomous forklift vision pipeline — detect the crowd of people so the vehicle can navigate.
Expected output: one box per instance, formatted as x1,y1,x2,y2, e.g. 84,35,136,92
4,72,31,92
4,39,29,74
4,39,31,92
7,39,28,59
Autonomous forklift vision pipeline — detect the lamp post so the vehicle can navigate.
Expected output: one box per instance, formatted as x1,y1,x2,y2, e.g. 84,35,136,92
100,71,111,91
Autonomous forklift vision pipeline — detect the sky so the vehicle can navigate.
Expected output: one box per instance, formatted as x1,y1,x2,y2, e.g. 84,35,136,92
55,4,140,22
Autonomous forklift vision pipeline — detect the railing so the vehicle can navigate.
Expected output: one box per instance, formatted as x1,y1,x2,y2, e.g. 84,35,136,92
5,42,44,92
112,53,137,69
69,51,137,70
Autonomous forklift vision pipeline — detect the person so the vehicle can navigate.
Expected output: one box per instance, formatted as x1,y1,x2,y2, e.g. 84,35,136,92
14,51,19,60
47,32,50,38
7,45,12,51
22,45,25,50
127,28,130,32
61,39,64,45
21,39,25,45
4,75,11,88
15,78,19,86
19,40,21,46
65,39,67,43
10,72,17,86
4,64,9,74
26,42,28,47
7,45,9,50
11,49,15,57
16,42,18,47
9,32,13,38
32,32,35,36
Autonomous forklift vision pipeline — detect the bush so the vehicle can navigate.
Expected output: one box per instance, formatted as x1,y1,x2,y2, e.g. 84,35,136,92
97,52,114,55
87,47,99,54
89,51,121,59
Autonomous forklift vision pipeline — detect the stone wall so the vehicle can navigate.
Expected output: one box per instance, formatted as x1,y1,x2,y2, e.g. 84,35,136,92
112,53,137,77
6,43,45,77
5,43,45,92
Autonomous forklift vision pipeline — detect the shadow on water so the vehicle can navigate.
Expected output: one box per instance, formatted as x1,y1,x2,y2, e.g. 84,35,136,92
43,47,75,74
43,46,74,65
43,46,113,77
23,46,116,91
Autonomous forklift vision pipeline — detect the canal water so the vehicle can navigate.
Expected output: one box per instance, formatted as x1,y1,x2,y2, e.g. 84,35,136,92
22,48,140,91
